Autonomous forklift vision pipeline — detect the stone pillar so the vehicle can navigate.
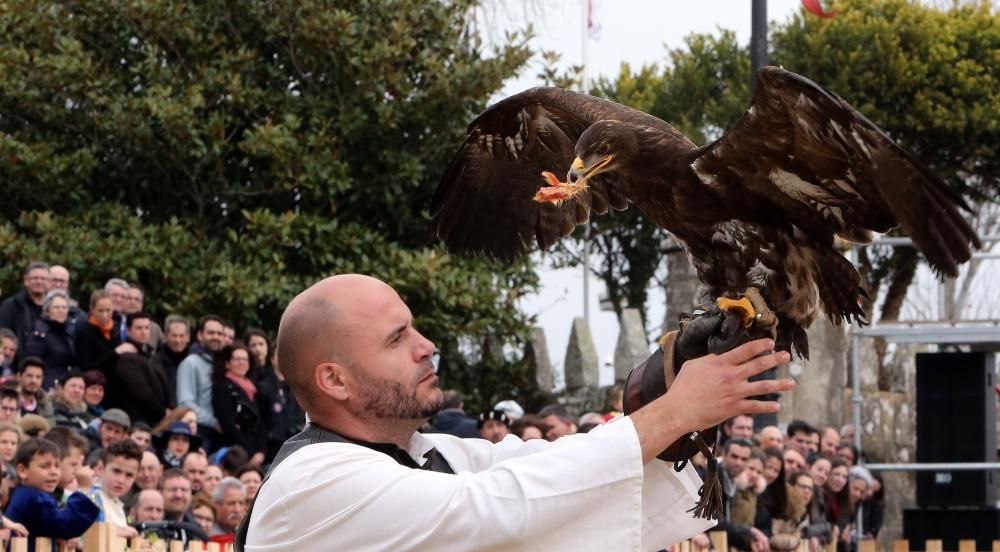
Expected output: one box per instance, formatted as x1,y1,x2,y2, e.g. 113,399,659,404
663,246,700,335
527,327,554,393
564,317,599,390
778,319,848,427
614,308,648,383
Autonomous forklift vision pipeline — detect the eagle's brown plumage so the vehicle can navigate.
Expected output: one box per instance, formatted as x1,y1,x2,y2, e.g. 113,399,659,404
431,66,981,358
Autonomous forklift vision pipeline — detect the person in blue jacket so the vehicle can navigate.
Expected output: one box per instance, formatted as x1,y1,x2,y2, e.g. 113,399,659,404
5,438,100,552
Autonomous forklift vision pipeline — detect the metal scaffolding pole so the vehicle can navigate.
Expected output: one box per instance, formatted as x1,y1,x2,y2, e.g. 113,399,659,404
849,235,1000,482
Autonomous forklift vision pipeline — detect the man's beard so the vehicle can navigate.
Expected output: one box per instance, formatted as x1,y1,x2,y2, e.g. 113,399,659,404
350,361,442,421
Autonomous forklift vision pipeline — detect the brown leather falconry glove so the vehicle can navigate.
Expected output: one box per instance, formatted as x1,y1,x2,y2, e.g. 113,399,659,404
622,288,778,520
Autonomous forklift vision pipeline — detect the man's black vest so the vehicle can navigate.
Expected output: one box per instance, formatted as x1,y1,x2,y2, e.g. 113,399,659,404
234,424,455,551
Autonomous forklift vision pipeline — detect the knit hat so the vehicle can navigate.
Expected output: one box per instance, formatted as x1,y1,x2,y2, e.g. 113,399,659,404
477,409,510,430
492,400,524,422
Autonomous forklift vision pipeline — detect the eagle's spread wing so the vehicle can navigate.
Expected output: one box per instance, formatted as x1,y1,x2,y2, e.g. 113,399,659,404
432,87,674,262
692,66,981,278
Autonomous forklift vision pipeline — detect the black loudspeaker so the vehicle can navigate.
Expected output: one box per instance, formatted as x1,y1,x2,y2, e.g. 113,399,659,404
903,507,1000,551
915,352,997,508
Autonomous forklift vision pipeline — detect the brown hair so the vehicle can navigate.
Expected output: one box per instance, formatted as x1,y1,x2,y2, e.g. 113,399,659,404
89,290,111,310
152,406,195,435
190,493,217,519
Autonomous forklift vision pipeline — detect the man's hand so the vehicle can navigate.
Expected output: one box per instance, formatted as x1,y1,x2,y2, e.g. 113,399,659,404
75,465,95,489
631,338,794,463
115,342,137,355
116,525,138,539
668,338,792,431
750,527,770,552
691,532,710,550
734,469,750,490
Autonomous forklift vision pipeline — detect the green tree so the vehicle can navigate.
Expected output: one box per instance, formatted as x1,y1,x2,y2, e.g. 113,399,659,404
0,0,538,409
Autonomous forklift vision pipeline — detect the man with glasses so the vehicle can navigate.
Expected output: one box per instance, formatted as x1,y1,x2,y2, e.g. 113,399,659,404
104,278,131,342
0,262,51,358
0,387,20,423
156,468,210,543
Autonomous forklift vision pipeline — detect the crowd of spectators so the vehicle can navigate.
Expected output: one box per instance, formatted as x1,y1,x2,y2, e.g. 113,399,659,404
0,261,883,550
0,261,305,548
703,416,884,552
421,395,886,552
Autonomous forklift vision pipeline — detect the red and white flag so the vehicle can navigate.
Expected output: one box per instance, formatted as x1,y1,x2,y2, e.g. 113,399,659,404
802,0,836,18
587,0,602,41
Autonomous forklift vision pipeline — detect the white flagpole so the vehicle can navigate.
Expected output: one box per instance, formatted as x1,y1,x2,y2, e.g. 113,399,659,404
581,0,591,323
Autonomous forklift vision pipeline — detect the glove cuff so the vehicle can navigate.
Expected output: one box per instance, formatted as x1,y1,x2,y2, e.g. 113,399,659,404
622,330,678,416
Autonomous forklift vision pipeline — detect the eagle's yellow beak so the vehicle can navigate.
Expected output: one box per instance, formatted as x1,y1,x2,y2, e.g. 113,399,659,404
567,154,614,185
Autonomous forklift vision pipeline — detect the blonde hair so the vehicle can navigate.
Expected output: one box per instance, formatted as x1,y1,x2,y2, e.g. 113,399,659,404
0,422,24,443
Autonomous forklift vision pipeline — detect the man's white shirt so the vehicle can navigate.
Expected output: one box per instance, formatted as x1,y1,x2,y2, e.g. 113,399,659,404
246,416,714,551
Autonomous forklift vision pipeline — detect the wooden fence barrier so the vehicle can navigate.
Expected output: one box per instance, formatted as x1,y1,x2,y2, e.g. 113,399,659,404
682,531,1000,552
2,523,237,552
5,524,1000,551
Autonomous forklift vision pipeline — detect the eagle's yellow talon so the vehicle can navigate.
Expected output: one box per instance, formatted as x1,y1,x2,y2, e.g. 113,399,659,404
717,296,756,329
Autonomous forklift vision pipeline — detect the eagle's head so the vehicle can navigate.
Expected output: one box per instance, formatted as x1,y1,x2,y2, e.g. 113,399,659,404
533,120,639,205
569,120,639,184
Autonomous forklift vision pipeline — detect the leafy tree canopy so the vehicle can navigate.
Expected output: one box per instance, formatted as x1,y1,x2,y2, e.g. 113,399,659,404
0,0,541,409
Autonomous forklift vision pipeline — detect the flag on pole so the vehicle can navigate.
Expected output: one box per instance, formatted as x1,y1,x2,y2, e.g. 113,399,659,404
587,0,602,41
802,0,836,18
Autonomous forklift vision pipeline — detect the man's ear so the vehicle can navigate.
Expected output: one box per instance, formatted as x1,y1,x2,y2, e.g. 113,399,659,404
314,362,350,401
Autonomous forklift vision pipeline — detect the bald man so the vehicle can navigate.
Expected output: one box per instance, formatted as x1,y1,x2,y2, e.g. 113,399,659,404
238,275,793,552
758,425,784,449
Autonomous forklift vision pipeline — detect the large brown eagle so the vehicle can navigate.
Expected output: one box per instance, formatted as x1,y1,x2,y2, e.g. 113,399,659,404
431,66,981,358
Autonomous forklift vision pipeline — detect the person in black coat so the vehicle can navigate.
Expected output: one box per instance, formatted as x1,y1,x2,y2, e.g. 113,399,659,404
0,262,49,359
157,315,191,407
109,313,172,427
74,290,137,375
211,341,269,465
245,329,305,461
24,290,78,390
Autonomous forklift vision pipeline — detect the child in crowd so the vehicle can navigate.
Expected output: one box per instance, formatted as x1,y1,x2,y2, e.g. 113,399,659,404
89,438,143,539
5,438,100,552
46,426,93,498
129,423,153,451
0,423,22,463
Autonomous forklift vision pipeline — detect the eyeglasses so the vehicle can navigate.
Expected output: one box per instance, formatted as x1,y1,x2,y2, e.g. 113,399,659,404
795,483,815,492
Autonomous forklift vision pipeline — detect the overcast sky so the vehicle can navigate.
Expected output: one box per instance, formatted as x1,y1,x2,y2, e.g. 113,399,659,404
477,0,806,387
